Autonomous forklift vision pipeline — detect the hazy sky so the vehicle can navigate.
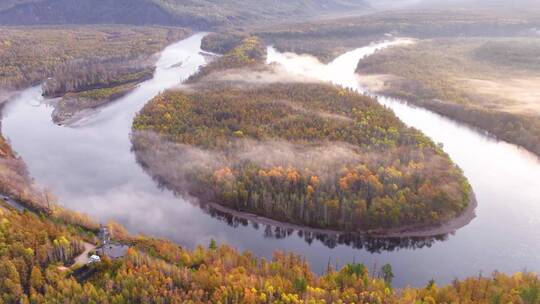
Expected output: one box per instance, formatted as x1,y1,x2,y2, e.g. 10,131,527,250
370,0,537,10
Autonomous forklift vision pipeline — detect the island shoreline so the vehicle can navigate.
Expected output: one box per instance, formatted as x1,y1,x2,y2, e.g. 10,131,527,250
203,193,477,239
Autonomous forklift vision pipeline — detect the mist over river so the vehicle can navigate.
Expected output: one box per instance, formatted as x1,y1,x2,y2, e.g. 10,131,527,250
3,34,540,287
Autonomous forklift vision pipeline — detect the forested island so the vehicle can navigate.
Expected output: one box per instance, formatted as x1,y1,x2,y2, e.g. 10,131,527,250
132,37,472,233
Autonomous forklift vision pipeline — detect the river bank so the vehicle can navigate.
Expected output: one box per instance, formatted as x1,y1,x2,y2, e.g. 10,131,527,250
50,81,144,125
355,38,540,158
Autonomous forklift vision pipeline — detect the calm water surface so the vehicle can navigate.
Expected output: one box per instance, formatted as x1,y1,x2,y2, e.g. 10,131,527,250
3,34,540,287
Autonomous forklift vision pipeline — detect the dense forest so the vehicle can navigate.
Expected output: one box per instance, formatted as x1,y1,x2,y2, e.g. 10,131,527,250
473,40,540,72
207,10,540,158
201,32,250,55
2,201,540,303
41,61,154,98
133,37,471,232
356,38,540,156
42,60,156,123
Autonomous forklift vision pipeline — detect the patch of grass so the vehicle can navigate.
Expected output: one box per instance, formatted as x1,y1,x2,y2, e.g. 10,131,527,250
473,40,540,71
357,38,540,156
77,83,136,100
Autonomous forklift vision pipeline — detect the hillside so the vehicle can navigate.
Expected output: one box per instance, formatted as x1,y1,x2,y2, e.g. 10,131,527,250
132,37,471,233
2,199,540,303
0,0,369,29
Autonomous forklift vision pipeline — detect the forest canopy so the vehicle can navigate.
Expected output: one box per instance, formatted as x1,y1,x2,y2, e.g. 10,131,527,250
132,37,471,233
2,201,538,303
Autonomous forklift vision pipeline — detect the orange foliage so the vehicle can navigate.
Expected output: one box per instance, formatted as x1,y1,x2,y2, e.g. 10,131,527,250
286,168,301,184
213,167,235,182
309,176,320,187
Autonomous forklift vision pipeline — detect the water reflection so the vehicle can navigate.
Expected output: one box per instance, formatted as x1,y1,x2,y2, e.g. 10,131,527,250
206,205,446,252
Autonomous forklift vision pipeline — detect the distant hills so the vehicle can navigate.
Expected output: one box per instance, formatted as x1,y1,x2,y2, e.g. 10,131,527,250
0,0,369,29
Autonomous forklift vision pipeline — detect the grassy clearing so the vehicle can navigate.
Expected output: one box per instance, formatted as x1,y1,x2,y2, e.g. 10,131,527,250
357,38,540,155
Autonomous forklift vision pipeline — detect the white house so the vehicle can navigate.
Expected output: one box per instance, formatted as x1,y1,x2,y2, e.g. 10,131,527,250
89,255,101,263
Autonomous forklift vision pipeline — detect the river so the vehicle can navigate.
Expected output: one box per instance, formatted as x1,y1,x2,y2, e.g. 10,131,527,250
3,34,540,287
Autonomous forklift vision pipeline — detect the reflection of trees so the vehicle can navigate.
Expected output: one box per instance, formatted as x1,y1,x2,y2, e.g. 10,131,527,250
134,146,447,252
204,205,446,252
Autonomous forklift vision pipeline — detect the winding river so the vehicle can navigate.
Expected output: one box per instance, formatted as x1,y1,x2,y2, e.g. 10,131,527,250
3,33,540,287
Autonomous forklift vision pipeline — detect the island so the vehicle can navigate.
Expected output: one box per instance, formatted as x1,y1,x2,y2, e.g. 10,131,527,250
132,37,472,234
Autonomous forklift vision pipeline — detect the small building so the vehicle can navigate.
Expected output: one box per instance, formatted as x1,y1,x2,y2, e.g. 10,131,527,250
89,255,101,264
96,225,129,260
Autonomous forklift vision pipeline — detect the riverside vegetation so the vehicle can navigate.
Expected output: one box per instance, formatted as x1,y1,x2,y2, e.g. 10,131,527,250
0,93,517,303
356,38,540,157
132,37,472,233
2,192,540,303
0,25,189,229
0,134,98,231
0,26,190,123
0,141,534,303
